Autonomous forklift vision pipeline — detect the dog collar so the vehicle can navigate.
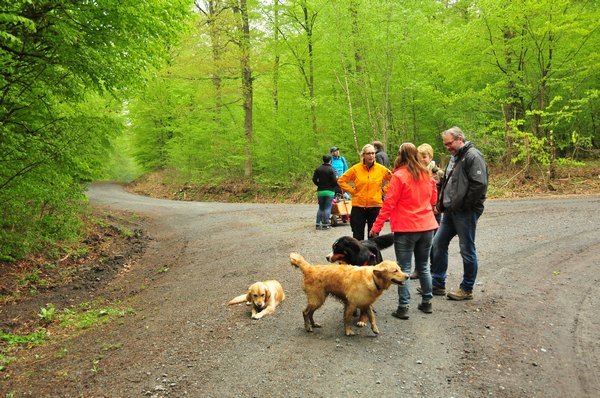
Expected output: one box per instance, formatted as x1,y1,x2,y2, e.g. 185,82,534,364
373,276,382,291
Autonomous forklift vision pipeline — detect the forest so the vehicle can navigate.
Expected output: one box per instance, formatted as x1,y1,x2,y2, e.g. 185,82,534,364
1,0,599,261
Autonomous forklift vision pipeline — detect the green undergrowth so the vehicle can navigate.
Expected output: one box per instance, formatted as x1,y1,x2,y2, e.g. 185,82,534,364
129,161,600,204
0,301,134,371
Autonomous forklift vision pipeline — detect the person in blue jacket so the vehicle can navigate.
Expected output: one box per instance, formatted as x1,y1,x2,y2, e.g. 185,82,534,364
330,146,348,178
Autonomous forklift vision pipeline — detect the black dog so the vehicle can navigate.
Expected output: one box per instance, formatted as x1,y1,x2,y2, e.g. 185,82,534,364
326,234,395,265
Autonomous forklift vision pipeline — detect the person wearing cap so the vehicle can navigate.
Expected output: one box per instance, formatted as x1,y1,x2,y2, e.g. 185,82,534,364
337,144,392,241
329,146,348,178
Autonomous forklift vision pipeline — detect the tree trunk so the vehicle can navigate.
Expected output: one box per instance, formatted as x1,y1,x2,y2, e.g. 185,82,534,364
381,13,393,146
272,0,280,111
349,1,362,74
238,0,253,178
203,0,224,127
549,129,556,180
337,70,359,154
501,27,522,162
302,2,318,142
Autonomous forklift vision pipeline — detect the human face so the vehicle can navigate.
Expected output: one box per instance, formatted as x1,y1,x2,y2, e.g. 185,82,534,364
419,152,432,167
443,134,463,155
363,149,376,165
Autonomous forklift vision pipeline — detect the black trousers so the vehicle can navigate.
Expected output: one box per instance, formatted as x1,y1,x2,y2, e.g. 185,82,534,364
350,206,381,241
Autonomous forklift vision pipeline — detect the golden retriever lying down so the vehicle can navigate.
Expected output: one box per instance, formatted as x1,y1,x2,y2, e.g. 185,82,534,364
228,280,285,319
289,253,408,336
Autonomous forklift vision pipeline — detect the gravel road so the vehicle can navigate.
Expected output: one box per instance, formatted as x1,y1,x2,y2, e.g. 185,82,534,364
4,183,600,397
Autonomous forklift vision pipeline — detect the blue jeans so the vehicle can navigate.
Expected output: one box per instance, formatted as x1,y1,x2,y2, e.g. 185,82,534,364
430,210,480,292
316,195,334,225
393,230,434,307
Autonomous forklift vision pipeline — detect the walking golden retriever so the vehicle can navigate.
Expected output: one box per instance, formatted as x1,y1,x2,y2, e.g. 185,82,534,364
228,280,285,319
289,252,408,336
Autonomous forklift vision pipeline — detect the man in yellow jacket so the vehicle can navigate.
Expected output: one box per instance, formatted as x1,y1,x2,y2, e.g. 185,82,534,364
338,144,392,241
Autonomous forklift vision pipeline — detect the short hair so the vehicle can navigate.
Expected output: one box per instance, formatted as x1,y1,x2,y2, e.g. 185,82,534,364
442,126,465,141
373,140,384,151
322,154,332,163
417,143,434,159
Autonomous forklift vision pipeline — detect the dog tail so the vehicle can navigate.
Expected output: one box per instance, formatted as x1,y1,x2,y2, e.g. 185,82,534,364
228,294,248,305
289,252,311,272
371,233,395,250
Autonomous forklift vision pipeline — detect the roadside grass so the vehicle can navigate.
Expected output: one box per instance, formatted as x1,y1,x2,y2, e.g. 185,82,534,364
0,301,134,371
0,208,142,305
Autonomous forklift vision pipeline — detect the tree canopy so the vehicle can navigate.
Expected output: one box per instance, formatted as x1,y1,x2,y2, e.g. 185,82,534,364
128,0,599,184
0,0,192,260
1,0,598,261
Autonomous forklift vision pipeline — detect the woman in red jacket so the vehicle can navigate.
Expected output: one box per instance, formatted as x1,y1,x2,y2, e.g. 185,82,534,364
369,143,438,320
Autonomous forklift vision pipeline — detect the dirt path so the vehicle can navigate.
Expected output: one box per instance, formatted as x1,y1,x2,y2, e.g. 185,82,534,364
2,183,599,397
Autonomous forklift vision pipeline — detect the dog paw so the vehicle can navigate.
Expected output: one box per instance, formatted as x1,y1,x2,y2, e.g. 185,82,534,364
372,326,380,334
345,329,356,336
356,321,367,328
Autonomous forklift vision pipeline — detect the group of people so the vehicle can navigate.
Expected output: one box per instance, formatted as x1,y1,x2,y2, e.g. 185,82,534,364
311,127,489,318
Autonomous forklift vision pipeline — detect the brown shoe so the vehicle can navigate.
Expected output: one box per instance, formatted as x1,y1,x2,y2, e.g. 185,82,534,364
447,288,473,301
417,285,446,296
391,306,409,320
417,302,432,314
409,271,419,280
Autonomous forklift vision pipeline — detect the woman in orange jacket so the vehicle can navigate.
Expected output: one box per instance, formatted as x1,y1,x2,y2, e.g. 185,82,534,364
369,143,438,320
337,144,392,241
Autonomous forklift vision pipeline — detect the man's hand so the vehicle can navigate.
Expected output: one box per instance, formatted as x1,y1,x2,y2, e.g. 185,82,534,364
369,230,379,238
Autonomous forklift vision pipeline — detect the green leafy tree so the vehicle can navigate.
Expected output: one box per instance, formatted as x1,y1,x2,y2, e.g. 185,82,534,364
124,0,598,193
0,0,192,260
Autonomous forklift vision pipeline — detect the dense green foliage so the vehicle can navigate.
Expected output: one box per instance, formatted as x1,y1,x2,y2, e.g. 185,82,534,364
127,0,599,185
2,0,599,261
0,0,192,261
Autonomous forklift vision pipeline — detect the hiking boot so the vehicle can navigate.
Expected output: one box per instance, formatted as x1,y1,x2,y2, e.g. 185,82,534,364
391,306,409,320
418,302,432,313
417,285,446,296
447,288,473,301
409,271,419,280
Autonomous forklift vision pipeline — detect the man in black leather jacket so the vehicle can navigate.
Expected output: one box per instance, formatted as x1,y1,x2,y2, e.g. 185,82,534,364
430,127,488,300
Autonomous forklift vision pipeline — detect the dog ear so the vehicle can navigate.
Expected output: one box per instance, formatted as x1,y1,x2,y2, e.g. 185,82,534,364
245,290,252,303
264,287,271,301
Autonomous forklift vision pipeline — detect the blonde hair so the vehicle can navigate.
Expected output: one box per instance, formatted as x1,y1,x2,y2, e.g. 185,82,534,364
417,143,434,159
360,144,375,160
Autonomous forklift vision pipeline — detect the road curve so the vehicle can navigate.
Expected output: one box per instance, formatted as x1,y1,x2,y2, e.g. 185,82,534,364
13,183,600,397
